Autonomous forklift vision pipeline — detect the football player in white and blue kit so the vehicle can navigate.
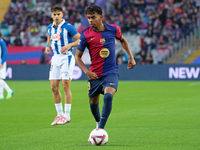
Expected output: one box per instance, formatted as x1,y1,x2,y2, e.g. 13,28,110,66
45,5,80,125
0,34,14,100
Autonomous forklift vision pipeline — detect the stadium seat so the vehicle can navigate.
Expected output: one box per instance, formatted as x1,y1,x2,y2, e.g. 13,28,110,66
39,25,47,34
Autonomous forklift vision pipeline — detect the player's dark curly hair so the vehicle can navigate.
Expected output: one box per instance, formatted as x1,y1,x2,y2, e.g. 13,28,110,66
51,5,63,12
85,5,102,15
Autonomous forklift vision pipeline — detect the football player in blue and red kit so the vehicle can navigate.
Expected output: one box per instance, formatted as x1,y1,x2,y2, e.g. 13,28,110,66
75,5,136,129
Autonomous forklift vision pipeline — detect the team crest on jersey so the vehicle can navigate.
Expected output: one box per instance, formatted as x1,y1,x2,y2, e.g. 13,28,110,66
51,33,61,41
58,28,62,33
99,48,110,58
100,38,106,44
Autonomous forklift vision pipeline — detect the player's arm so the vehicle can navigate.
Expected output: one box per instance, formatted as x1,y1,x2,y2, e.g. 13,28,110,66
45,35,52,55
0,40,7,69
61,33,80,54
75,49,98,80
72,33,81,47
119,35,136,69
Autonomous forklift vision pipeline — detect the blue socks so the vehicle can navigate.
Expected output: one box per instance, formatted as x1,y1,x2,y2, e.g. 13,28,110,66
99,93,113,129
90,102,100,122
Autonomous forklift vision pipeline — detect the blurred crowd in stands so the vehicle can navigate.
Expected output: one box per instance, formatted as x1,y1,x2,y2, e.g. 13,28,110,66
0,0,200,64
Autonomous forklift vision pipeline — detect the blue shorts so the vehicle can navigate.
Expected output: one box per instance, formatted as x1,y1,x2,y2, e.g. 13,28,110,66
88,73,118,98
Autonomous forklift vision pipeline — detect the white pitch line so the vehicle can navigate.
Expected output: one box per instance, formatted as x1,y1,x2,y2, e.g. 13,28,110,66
188,82,200,86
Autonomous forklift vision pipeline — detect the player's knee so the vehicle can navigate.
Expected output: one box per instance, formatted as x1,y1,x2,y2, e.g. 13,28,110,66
51,85,59,93
104,93,113,101
62,85,68,90
62,85,71,93
62,81,70,90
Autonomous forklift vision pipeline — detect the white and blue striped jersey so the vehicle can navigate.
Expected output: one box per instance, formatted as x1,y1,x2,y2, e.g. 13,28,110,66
0,38,7,65
47,19,78,55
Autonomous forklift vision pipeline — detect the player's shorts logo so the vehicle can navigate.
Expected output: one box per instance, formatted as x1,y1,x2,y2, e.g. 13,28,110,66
100,38,106,44
51,34,61,41
99,48,110,58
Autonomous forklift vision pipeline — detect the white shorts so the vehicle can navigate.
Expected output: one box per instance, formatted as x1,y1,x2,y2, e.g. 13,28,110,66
49,53,75,80
0,62,6,79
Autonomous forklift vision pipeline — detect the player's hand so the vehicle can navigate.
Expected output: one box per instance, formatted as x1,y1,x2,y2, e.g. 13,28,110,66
0,64,3,69
86,71,98,80
61,44,71,54
127,58,136,69
45,47,52,55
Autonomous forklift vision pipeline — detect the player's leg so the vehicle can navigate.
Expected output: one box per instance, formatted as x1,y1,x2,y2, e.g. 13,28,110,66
50,80,62,104
3,80,14,99
98,73,118,129
0,63,6,100
50,80,63,125
98,87,116,129
49,56,64,125
89,94,101,128
57,79,72,124
88,79,102,128
0,79,4,99
57,55,75,124
63,79,72,119
87,95,101,142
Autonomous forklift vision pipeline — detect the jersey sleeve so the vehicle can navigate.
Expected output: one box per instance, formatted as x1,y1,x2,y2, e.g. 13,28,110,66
0,39,7,64
47,25,51,36
77,32,87,52
68,24,79,37
112,24,122,40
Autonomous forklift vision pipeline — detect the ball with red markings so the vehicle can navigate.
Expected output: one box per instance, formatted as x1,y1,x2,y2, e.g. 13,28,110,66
88,128,108,146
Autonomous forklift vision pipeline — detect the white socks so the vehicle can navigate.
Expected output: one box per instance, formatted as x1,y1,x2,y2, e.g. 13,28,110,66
0,79,12,98
0,79,3,98
3,80,12,92
55,103,63,117
64,104,71,119
55,103,71,119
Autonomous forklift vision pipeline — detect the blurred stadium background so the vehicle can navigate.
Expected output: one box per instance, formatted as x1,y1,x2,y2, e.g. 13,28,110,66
1,1,200,149
0,0,200,80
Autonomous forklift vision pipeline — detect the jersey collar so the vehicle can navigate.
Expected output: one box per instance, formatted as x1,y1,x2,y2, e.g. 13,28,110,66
51,19,65,28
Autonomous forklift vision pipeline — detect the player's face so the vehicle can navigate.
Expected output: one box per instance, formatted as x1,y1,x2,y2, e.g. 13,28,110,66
51,10,63,25
87,13,103,29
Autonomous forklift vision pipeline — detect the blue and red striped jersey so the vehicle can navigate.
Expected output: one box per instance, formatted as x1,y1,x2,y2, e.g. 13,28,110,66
77,23,122,76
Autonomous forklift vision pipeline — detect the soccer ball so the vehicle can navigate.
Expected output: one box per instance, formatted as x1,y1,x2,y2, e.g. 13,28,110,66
88,128,108,146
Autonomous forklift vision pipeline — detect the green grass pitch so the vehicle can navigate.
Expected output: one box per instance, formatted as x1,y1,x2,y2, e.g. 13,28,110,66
0,81,200,150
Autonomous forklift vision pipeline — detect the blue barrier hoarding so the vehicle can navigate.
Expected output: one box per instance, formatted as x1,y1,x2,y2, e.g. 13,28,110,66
6,64,200,80
118,64,200,80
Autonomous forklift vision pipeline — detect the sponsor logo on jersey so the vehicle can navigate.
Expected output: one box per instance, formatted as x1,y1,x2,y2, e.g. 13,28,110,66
91,37,96,40
100,38,106,44
51,33,61,41
99,48,110,58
